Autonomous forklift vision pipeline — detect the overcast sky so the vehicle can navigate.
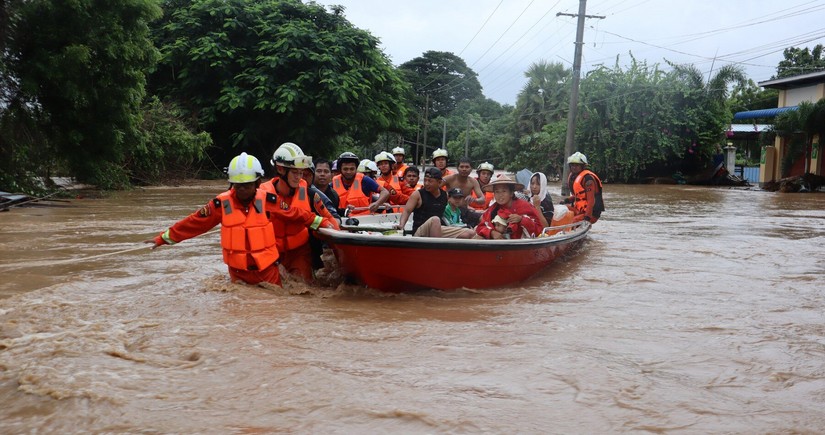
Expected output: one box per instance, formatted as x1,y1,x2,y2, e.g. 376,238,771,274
318,0,825,105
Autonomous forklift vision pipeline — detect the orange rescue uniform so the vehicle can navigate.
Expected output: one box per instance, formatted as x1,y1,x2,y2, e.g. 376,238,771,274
332,173,371,216
155,188,326,286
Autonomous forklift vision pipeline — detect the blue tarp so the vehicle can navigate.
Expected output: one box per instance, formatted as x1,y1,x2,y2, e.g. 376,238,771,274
733,106,798,120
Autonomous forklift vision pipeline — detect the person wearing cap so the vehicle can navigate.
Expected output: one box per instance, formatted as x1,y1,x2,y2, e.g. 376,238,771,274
396,167,474,238
262,143,341,283
475,173,543,240
561,151,604,224
391,146,409,181
145,152,336,286
470,162,495,211
443,188,477,231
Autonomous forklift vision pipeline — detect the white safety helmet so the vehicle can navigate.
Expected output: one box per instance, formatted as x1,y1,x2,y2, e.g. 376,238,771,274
357,159,378,174
227,152,264,183
391,147,405,156
567,152,588,165
476,162,494,174
374,151,394,164
432,148,448,159
271,142,305,168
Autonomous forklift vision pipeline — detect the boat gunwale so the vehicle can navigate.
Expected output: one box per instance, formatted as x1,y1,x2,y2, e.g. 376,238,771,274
317,221,590,251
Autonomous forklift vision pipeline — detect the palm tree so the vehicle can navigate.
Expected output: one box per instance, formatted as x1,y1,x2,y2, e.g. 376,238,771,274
515,61,570,134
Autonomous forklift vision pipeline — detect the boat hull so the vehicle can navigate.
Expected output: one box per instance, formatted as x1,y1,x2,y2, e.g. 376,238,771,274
318,220,589,291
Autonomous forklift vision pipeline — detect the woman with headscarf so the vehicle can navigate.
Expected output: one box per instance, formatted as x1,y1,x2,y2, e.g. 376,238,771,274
528,172,554,228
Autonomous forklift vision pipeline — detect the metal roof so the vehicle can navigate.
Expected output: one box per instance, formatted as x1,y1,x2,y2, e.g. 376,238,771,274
732,106,798,120
758,70,825,89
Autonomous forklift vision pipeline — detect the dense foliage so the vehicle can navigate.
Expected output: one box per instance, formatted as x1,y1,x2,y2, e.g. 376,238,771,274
399,50,483,123
150,0,411,163
775,44,825,78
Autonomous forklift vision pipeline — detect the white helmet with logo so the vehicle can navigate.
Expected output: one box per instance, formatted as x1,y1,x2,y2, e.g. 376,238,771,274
567,152,588,165
357,159,378,174
432,148,448,159
391,147,405,156
374,151,394,164
271,142,305,168
476,162,494,174
227,152,264,183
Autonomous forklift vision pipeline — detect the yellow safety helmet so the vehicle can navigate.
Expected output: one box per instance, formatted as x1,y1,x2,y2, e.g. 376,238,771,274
227,152,264,183
567,152,588,165
374,151,394,164
476,162,494,174
271,142,305,168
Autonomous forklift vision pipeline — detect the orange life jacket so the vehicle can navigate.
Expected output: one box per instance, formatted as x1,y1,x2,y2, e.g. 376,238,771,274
470,188,494,211
261,178,312,252
333,173,371,215
572,169,604,218
218,190,279,271
376,172,403,204
394,163,409,181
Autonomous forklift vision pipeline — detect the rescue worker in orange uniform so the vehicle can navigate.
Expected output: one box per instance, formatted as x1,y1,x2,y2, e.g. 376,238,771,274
145,153,335,286
432,148,453,178
374,151,404,207
262,142,340,283
561,152,605,224
332,151,389,216
396,166,421,204
470,162,495,212
391,146,409,181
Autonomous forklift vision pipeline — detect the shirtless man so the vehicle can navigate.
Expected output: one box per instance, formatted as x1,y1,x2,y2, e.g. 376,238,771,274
442,156,485,208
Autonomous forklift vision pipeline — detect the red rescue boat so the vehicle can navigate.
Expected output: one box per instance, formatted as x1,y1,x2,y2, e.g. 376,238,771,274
316,214,589,292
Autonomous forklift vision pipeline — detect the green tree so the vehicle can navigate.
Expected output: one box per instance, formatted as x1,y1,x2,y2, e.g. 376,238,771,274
577,58,682,182
514,61,570,135
668,63,746,173
775,45,825,79
8,0,162,188
150,0,411,163
771,99,825,176
728,79,778,114
399,51,483,120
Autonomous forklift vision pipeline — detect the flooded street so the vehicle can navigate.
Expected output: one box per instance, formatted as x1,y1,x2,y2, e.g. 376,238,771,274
1,181,824,433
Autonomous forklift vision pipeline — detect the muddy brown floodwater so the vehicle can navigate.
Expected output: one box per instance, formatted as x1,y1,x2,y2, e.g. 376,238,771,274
1,181,824,433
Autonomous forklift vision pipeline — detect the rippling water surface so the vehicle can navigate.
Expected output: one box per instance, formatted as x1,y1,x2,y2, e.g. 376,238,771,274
1,182,824,433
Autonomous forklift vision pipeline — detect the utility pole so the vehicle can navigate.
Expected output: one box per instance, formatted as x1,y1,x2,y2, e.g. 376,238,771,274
558,1,604,195
465,116,471,157
421,93,429,166
442,119,447,149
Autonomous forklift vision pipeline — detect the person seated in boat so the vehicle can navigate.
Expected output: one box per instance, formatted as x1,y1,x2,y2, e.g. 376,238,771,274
444,188,476,229
560,152,604,224
442,157,485,205
492,214,514,239
475,174,542,240
469,162,495,212
262,143,341,283
396,167,474,239
332,152,390,217
528,172,554,228
395,166,422,205
145,153,336,286
391,146,409,181
373,151,405,207
432,148,453,178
